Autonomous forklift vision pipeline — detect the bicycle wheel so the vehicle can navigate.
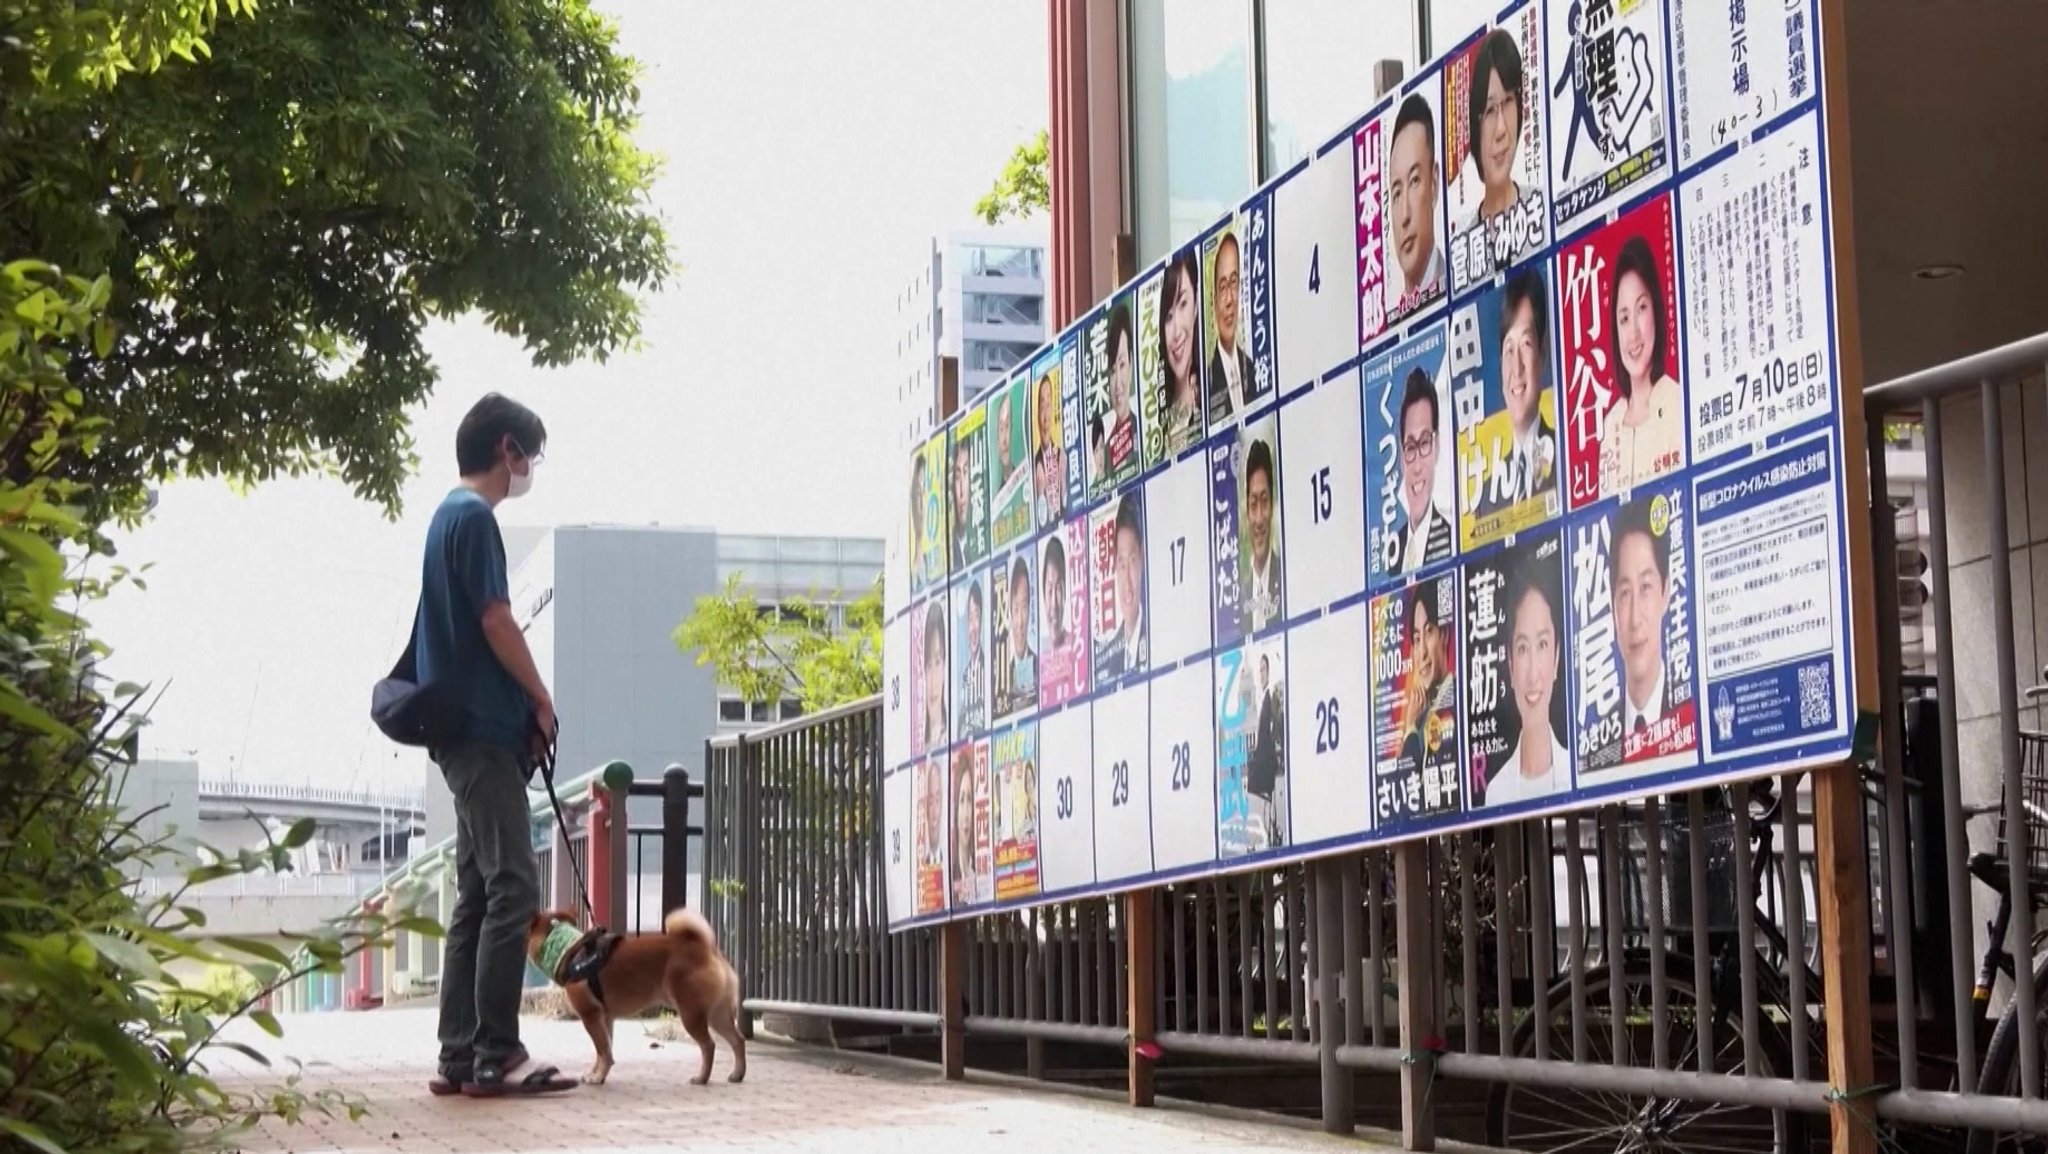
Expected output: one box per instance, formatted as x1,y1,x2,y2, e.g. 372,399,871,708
1485,956,1814,1154
1966,951,2048,1154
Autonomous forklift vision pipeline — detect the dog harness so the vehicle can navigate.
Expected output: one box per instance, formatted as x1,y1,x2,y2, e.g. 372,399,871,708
538,924,623,1007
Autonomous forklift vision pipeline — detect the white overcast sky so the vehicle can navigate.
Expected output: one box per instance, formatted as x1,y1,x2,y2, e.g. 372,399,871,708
87,1,1047,793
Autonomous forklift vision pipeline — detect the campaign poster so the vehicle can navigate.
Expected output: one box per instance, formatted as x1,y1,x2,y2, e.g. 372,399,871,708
1369,573,1464,828
990,724,1041,902
1680,110,1833,465
1152,247,1207,461
1442,3,1551,295
1273,141,1363,398
911,750,948,918
909,598,950,760
990,375,1035,552
1381,76,1450,327
991,549,1039,724
1464,531,1572,810
1364,322,1456,588
1091,491,1149,684
1056,336,1088,519
1217,635,1289,859
1671,0,1817,168
1696,435,1846,760
1209,438,1244,647
1130,265,1172,471
1558,192,1687,511
1085,300,1144,498
1204,203,1276,429
910,436,946,594
948,738,993,908
1546,0,1672,236
1038,518,1091,708
949,407,991,572
1353,112,1389,348
1570,479,1700,779
953,572,991,740
1030,351,1069,533
1451,267,1563,550
1236,414,1285,634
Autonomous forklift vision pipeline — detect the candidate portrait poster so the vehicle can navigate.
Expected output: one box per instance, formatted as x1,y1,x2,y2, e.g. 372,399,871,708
1546,0,1672,236
1365,322,1456,588
949,407,990,571
1085,300,1145,498
989,375,1035,553
1559,191,1687,511
909,598,949,761
1370,572,1464,827
1570,480,1700,780
1442,3,1551,295
911,751,948,918
1217,635,1288,858
1381,76,1449,327
1152,247,1207,461
1130,265,1172,472
991,550,1039,724
909,436,947,594
1038,518,1091,708
953,572,991,740
948,738,993,907
1236,414,1285,635
991,724,1041,902
1203,207,1275,429
1451,267,1563,550
1464,531,1571,810
1029,353,1069,532
1055,338,1089,522
1091,491,1149,684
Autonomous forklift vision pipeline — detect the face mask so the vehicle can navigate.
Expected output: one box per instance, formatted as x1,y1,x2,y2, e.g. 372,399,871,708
508,459,534,499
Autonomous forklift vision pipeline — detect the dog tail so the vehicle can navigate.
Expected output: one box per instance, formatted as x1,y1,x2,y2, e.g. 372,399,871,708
663,907,717,949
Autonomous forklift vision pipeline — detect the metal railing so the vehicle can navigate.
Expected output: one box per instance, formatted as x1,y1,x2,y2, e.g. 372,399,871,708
697,334,2048,1152
196,778,425,815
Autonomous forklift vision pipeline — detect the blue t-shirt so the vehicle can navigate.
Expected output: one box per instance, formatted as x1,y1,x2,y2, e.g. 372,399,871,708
415,488,531,752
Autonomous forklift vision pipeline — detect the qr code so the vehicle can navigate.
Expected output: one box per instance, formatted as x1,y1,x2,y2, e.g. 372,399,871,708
1798,664,1833,730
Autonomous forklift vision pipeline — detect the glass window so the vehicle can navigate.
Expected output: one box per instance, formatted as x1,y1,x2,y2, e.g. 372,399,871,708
966,246,1043,279
1129,0,1253,264
966,340,1040,373
718,698,746,723
1261,1,1417,174
750,701,771,723
1425,0,1501,56
841,539,885,566
780,700,805,721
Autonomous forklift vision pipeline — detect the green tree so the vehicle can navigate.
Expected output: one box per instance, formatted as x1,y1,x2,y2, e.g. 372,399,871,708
975,128,1050,226
3,0,672,522
673,576,884,714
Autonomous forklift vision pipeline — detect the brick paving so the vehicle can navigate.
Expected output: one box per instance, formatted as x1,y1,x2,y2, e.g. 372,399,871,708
211,1007,1396,1153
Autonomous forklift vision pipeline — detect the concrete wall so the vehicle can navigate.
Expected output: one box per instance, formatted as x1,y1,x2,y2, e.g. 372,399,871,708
112,758,200,875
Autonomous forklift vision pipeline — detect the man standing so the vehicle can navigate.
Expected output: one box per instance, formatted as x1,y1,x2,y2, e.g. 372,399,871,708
1247,654,1286,850
419,393,573,1098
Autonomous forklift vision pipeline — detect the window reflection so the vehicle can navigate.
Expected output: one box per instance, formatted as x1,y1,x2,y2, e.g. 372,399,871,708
1130,0,1252,263
1261,1,1417,174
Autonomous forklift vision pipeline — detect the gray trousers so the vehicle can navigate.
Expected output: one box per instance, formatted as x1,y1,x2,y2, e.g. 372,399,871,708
434,740,540,1069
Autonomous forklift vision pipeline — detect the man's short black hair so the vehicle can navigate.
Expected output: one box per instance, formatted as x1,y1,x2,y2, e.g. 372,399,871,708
1116,492,1143,543
1400,366,1439,430
1246,438,1275,490
1610,498,1671,587
1394,92,1436,155
1501,267,1549,365
456,393,546,476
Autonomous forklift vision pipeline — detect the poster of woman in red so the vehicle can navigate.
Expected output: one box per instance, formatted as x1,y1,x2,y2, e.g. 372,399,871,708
1558,192,1686,511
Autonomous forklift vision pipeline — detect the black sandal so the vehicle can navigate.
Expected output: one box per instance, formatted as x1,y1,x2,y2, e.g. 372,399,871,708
462,1048,577,1097
428,1065,469,1096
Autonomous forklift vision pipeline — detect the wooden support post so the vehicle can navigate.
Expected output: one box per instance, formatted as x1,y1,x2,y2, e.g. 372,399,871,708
1395,841,1437,1152
1125,888,1157,1107
940,920,967,1081
1814,0,1879,1149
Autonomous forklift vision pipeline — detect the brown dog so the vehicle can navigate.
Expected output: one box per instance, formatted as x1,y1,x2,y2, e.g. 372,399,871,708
525,907,747,1087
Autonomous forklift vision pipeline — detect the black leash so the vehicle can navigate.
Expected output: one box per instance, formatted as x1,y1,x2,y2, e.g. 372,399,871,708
536,737,598,927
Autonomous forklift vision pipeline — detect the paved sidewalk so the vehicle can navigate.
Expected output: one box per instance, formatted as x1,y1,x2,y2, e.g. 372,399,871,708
212,1008,1384,1153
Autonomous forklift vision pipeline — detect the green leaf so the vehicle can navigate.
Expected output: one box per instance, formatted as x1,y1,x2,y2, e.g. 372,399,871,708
280,817,316,849
0,1117,69,1154
84,932,164,979
216,936,291,966
250,1010,283,1038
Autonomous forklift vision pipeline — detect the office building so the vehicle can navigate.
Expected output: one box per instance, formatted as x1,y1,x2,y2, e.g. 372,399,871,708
895,226,1050,450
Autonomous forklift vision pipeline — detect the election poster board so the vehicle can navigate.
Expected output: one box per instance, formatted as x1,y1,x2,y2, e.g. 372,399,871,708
881,0,1863,930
